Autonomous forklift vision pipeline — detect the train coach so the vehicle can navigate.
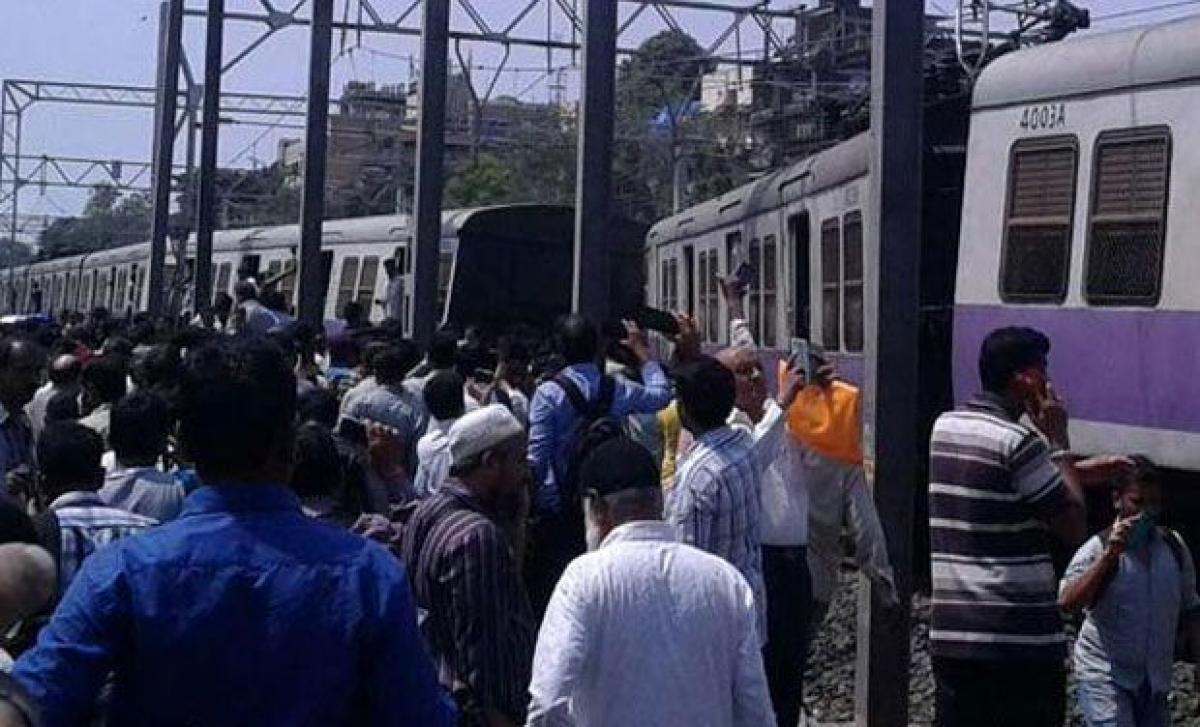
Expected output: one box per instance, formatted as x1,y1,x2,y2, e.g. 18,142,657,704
0,204,646,336
955,15,1200,476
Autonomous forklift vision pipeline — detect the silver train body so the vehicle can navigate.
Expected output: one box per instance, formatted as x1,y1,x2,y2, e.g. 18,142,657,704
0,205,646,336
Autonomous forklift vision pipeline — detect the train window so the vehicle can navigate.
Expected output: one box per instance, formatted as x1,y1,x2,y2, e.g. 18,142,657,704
279,260,297,308
1001,137,1078,303
748,239,762,340
843,212,864,353
821,218,842,351
1085,128,1171,306
788,213,812,339
725,232,742,273
215,263,233,301
762,235,778,347
697,250,720,342
436,252,453,316
115,269,127,311
358,257,380,309
659,258,679,312
130,265,141,308
336,257,360,315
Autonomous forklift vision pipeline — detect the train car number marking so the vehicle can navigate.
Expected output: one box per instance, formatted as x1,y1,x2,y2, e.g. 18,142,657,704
1019,104,1067,131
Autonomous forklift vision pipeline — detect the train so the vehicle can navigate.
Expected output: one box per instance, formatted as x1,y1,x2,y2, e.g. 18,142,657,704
0,205,646,337
646,14,1200,479
4,13,1198,483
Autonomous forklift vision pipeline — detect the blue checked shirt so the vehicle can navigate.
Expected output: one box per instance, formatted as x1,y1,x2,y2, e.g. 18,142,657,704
47,491,157,597
665,425,766,643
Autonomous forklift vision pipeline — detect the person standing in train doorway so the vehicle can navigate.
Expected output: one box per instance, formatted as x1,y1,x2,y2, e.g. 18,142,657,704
927,327,1133,727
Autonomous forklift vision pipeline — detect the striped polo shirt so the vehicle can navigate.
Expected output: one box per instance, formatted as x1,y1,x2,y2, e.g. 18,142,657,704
927,392,1068,661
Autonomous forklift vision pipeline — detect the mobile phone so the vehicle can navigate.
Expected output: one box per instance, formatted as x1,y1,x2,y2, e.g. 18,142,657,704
634,307,681,336
788,338,825,381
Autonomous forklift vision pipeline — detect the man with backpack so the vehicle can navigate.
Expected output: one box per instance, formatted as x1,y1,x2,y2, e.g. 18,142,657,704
1060,457,1200,726
526,314,673,616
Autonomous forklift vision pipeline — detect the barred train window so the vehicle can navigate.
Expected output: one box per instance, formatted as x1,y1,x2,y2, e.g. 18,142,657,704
843,212,864,353
1001,137,1078,303
696,250,720,342
820,218,841,350
746,237,778,346
358,257,380,309
1086,128,1171,306
336,257,359,314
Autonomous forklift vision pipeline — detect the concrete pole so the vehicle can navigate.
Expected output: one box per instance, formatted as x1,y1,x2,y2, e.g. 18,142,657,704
296,0,334,328
855,1,925,725
572,0,618,321
148,0,184,316
410,0,450,346
194,0,225,315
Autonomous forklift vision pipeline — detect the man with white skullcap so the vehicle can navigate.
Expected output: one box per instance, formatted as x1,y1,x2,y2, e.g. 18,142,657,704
401,405,536,727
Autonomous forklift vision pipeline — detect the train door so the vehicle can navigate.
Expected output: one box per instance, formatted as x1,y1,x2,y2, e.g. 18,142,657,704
788,211,812,340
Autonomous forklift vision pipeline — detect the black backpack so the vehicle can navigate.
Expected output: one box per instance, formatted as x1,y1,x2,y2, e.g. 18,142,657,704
553,373,625,508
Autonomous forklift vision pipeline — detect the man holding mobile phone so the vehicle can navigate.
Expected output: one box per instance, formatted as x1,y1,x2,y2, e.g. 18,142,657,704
928,327,1133,727
1060,458,1200,726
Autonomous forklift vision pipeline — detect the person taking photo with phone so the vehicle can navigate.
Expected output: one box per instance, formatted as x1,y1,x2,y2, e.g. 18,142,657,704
1060,457,1200,727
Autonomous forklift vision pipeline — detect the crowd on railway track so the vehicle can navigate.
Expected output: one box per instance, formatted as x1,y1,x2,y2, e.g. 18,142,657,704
0,273,1188,727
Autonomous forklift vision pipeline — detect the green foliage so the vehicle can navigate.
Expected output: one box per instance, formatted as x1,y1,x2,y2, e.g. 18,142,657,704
0,239,33,267
444,154,516,208
38,184,152,259
174,163,301,231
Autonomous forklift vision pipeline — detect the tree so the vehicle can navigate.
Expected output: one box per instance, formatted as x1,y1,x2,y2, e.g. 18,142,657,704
174,162,301,232
613,30,719,223
444,154,516,208
0,239,33,267
38,184,152,259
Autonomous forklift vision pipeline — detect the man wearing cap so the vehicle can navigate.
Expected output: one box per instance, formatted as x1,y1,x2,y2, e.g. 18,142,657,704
402,404,535,727
527,438,773,726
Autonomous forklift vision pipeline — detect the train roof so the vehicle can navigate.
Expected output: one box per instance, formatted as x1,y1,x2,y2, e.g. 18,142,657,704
646,133,869,247
13,206,552,275
973,13,1200,110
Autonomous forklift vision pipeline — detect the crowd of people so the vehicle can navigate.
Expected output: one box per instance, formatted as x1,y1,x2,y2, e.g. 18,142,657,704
0,273,1189,727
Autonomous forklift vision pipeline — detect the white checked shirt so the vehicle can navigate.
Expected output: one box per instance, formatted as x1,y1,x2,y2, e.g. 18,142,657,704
47,491,157,597
527,521,773,727
665,425,766,642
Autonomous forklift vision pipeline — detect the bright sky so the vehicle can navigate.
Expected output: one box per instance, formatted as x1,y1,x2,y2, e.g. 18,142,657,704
0,0,1197,221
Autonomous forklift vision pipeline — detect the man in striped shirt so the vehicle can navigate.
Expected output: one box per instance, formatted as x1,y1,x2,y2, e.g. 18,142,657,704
665,355,766,642
402,404,535,727
929,326,1129,727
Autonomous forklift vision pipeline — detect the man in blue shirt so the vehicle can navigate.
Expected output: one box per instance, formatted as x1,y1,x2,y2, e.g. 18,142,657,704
14,337,454,727
525,315,673,614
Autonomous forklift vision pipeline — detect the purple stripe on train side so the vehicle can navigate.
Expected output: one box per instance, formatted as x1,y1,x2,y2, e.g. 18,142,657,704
953,304,1200,434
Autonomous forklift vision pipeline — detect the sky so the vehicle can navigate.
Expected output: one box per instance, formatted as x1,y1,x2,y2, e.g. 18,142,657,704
1,0,1197,226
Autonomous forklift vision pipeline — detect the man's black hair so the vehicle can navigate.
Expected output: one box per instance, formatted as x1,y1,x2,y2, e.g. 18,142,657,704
373,345,409,386
37,422,104,496
44,390,80,423
673,355,735,431
290,422,342,500
327,334,360,369
234,280,257,302
396,339,422,378
130,344,180,391
428,329,459,370
341,301,363,324
557,314,599,365
82,356,128,405
0,498,37,545
110,391,170,464
979,327,1051,394
424,370,466,422
178,337,296,483
48,356,82,387
497,335,530,365
298,388,339,429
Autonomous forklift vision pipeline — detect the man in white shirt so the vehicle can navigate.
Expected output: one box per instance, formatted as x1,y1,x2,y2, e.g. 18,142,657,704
413,371,466,498
528,438,772,727
719,279,814,727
